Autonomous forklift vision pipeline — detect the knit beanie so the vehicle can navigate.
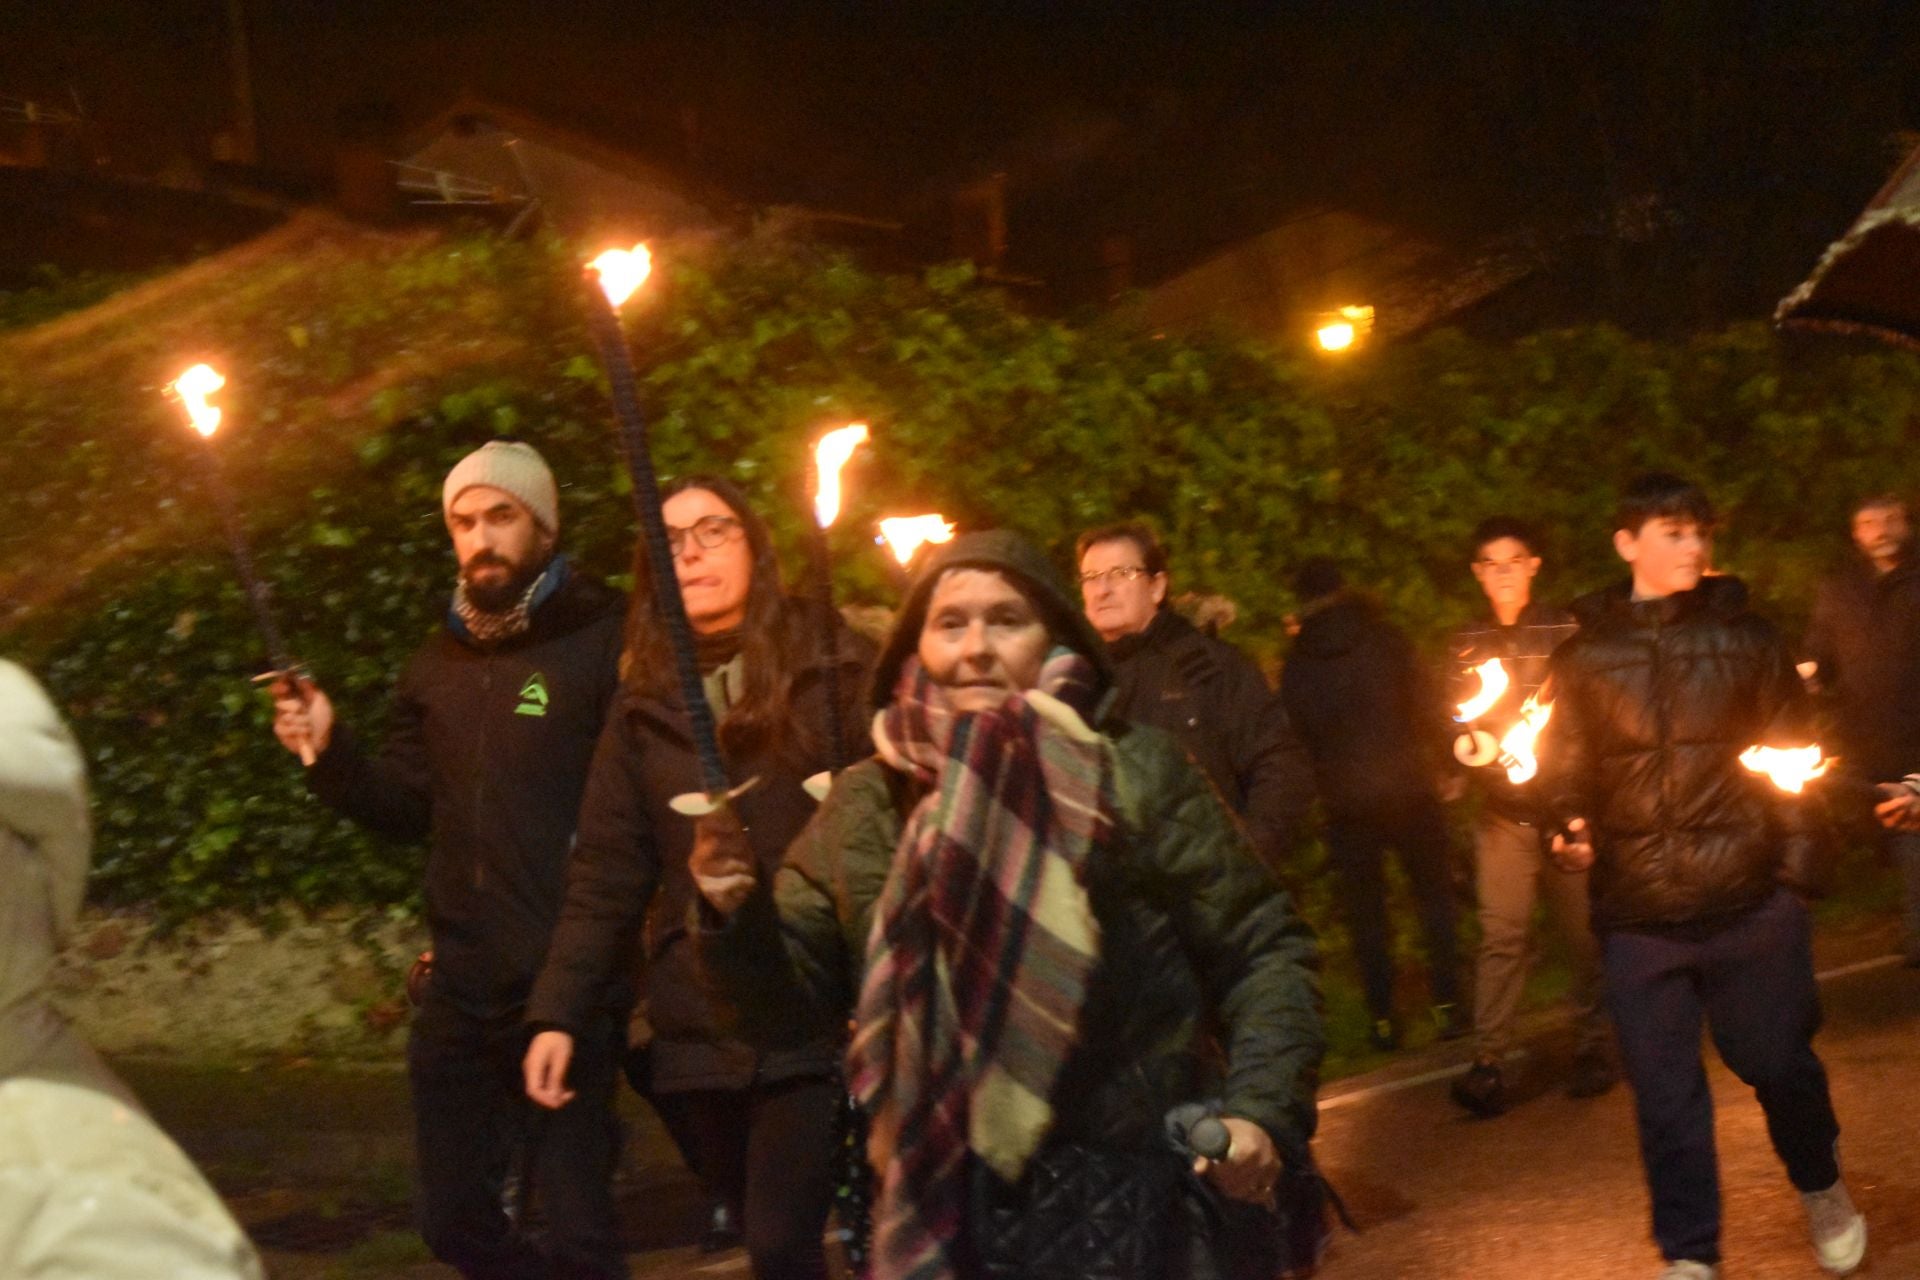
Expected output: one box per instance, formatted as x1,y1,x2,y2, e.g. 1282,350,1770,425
442,441,559,533
870,529,1113,711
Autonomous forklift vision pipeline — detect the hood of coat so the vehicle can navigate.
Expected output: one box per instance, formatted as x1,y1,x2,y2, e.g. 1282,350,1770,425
1570,573,1751,629
870,529,1113,711
0,662,91,1075
1290,593,1378,660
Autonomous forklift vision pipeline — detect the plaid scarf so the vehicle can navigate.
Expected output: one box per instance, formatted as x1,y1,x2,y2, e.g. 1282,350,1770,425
850,649,1112,1280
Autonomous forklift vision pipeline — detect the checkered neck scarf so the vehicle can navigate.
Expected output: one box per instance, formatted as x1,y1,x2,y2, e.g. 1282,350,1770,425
452,564,550,645
850,649,1112,1280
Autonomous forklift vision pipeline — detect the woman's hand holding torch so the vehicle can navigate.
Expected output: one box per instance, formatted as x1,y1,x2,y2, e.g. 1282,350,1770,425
689,807,757,915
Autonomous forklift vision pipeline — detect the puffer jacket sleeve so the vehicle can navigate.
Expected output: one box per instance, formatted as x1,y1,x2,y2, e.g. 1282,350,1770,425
1538,640,1598,835
1125,738,1324,1160
698,760,888,1050
1751,624,1838,894
527,703,663,1033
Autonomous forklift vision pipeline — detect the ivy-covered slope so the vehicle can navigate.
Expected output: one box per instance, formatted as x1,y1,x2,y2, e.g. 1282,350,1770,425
5,218,1920,917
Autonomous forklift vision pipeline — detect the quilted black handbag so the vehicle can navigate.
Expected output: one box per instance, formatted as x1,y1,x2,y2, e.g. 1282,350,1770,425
971,1143,1190,1280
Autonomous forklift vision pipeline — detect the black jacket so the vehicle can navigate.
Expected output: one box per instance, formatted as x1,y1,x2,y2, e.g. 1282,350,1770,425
308,569,626,1020
1802,554,1920,782
1280,595,1449,818
1445,601,1580,821
1107,609,1314,871
1540,576,1822,934
526,604,875,1092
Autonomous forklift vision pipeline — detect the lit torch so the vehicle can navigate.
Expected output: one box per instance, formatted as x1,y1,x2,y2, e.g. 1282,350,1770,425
813,423,868,528
808,423,870,773
1740,744,1833,795
167,363,313,765
878,514,955,570
583,244,730,804
1496,694,1554,785
1452,658,1510,767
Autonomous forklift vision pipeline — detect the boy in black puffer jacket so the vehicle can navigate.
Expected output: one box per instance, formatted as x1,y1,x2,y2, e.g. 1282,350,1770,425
1539,473,1863,1280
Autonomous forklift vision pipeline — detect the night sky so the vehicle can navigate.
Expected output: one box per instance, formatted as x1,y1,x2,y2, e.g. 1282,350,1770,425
6,2,1920,327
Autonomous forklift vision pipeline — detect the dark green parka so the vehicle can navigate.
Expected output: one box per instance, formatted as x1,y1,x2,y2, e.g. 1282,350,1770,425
704,532,1324,1162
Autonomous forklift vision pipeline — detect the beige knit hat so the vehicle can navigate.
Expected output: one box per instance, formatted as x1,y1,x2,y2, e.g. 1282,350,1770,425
442,441,559,533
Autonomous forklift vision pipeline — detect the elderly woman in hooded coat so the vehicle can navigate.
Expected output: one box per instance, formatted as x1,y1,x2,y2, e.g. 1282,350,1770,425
692,531,1324,1280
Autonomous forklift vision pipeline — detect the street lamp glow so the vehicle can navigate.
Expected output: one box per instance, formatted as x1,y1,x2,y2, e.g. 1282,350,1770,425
1314,304,1375,354
1316,321,1357,352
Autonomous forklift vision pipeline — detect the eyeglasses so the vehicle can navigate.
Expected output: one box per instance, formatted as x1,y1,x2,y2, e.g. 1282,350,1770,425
1079,565,1151,586
1473,558,1533,574
667,515,744,555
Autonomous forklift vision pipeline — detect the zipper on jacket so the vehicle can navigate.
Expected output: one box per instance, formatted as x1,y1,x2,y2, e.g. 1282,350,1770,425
475,655,492,888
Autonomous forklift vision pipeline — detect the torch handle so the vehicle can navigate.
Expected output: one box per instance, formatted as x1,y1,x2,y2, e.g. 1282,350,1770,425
808,526,849,772
585,297,730,797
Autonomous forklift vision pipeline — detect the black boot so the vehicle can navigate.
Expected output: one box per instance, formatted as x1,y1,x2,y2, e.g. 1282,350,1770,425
1450,1059,1509,1117
1566,1047,1619,1099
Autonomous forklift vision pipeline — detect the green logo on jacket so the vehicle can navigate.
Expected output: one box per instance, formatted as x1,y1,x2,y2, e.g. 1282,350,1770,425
516,673,549,717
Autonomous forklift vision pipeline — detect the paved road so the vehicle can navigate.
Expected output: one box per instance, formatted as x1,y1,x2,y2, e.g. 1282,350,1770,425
154,924,1917,1278
1311,949,1920,1279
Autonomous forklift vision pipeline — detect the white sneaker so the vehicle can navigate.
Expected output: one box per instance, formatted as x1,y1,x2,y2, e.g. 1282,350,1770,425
1802,1178,1867,1275
1657,1262,1718,1280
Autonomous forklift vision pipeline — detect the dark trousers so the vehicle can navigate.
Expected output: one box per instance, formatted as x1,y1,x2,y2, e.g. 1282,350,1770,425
1602,890,1842,1265
408,997,624,1279
676,1076,843,1280
1326,796,1462,1022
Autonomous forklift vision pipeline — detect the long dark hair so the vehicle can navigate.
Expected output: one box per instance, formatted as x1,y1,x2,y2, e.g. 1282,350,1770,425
622,473,810,760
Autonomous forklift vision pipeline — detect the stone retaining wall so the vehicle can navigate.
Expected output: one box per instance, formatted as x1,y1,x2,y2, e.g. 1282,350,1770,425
51,908,428,1060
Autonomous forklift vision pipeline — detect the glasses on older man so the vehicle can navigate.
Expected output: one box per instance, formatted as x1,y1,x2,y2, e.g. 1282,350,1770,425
667,514,744,555
1079,565,1151,586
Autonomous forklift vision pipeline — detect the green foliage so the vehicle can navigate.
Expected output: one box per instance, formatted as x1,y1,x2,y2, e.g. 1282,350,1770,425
0,264,151,332
8,223,1920,919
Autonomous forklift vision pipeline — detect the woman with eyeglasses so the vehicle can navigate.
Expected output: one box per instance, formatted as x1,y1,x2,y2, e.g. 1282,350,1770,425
523,474,873,1279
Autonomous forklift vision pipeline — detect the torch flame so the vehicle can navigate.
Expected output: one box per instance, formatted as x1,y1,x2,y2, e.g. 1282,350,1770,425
170,363,226,438
1455,658,1511,723
1496,695,1554,785
878,514,954,567
1740,744,1832,794
812,423,870,528
588,244,652,309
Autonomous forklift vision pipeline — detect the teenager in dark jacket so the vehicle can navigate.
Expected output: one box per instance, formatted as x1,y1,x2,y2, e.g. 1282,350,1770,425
1076,522,1314,875
688,531,1323,1280
1443,517,1612,1116
523,475,873,1280
1802,493,1920,962
1280,558,1463,1050
271,441,626,1279
1539,474,1863,1280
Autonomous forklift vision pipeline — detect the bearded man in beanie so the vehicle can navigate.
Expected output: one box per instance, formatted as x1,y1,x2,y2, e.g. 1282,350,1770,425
271,440,627,1279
